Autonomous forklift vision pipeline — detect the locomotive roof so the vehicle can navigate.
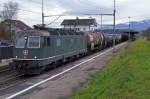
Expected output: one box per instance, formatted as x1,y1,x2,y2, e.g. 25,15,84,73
47,28,84,35
17,30,50,37
17,29,84,37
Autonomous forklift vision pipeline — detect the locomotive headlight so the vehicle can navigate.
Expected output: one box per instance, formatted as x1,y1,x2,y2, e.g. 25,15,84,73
24,36,27,40
34,56,37,59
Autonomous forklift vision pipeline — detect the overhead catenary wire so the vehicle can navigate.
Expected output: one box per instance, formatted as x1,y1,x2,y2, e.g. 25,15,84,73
46,16,62,26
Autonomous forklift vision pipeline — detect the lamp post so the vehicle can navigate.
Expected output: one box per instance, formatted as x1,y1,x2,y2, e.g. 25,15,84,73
128,16,131,41
42,0,45,28
100,15,103,33
0,15,1,22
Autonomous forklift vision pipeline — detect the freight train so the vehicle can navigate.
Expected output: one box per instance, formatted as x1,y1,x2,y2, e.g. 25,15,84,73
11,29,127,75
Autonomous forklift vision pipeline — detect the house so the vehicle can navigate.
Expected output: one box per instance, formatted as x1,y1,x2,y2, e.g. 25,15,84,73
2,19,32,33
2,19,32,43
61,18,97,32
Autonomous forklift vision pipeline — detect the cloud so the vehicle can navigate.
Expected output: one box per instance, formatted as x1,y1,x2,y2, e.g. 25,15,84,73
1,0,150,27
54,0,113,15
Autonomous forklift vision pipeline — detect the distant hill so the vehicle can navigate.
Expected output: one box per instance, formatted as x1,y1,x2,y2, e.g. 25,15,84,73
97,19,150,31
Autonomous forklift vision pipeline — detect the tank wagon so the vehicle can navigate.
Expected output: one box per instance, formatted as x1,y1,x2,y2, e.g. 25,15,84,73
84,32,108,51
11,29,119,75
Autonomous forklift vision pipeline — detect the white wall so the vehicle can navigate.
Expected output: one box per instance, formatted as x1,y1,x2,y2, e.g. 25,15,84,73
63,25,96,32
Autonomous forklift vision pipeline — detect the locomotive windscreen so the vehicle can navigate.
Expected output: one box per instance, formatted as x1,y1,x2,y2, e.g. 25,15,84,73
27,36,40,48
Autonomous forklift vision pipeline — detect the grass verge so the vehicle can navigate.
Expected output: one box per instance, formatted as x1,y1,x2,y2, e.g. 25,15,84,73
73,38,150,99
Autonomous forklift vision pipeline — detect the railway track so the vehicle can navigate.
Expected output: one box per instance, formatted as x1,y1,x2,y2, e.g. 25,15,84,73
0,68,10,74
0,65,25,91
0,74,25,91
0,62,70,92
0,66,17,82
0,63,54,92
0,66,10,73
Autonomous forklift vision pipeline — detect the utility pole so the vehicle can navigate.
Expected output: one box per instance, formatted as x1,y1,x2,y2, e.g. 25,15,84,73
100,15,103,32
128,16,131,41
42,0,44,27
113,0,116,52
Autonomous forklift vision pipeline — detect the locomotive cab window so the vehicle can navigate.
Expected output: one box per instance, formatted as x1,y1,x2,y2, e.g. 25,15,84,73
28,36,40,48
43,37,50,47
47,37,50,46
15,37,26,48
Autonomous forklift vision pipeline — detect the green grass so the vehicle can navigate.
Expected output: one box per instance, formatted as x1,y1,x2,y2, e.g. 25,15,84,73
73,38,150,99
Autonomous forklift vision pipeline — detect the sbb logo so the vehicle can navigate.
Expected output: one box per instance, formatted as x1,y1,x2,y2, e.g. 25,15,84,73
23,50,28,56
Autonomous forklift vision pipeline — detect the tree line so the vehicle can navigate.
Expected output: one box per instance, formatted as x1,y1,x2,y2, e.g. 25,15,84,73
0,1,19,43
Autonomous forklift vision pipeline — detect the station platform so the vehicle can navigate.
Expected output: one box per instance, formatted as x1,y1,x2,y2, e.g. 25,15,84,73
0,59,12,67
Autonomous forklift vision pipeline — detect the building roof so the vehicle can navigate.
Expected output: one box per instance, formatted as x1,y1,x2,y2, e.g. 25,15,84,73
2,19,32,30
61,18,97,26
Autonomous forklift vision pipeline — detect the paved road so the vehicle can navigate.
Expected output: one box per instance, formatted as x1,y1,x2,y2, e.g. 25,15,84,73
4,42,127,99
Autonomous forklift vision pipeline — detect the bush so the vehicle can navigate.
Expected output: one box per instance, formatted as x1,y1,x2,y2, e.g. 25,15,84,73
0,23,11,43
144,28,150,41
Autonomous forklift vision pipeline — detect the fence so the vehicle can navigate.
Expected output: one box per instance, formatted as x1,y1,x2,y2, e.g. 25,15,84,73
0,46,14,60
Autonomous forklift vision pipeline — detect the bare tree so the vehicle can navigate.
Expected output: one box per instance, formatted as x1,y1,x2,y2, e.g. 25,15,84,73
0,1,19,44
1,1,19,21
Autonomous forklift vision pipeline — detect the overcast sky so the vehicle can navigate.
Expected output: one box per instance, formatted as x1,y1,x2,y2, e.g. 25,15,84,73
0,0,150,27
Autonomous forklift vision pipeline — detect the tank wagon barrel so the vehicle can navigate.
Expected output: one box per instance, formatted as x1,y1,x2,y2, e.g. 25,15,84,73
83,32,108,51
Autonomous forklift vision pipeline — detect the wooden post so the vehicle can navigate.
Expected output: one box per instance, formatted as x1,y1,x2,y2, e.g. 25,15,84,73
147,32,150,41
